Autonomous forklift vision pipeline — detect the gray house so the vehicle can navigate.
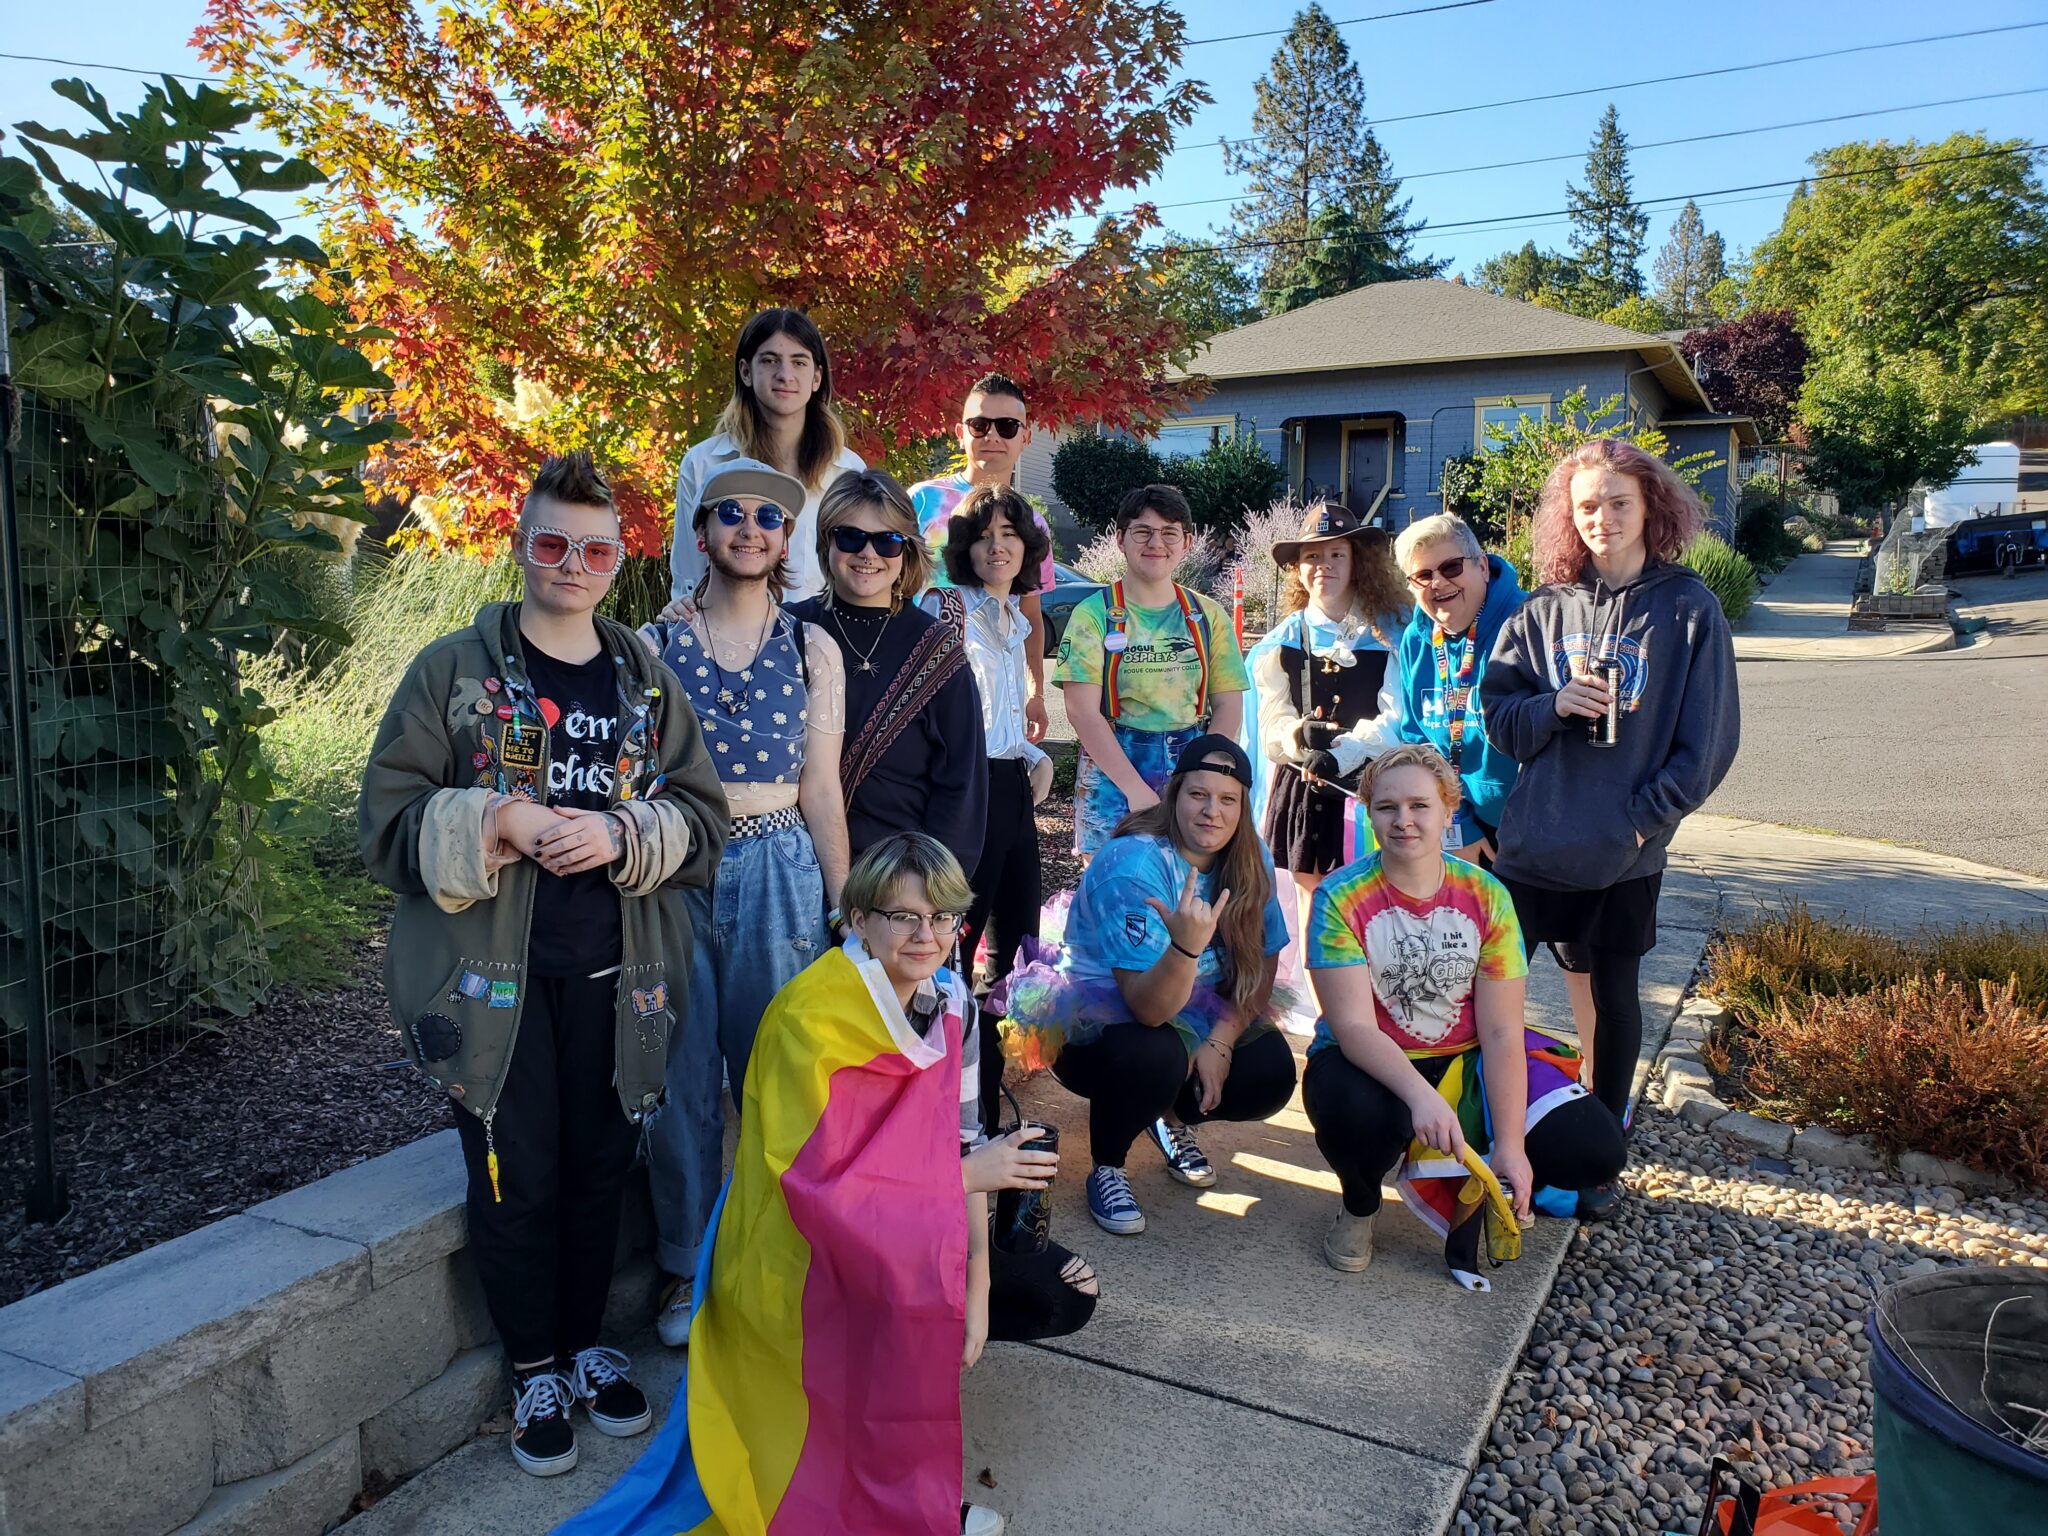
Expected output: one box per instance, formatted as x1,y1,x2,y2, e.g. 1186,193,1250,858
1159,278,1758,531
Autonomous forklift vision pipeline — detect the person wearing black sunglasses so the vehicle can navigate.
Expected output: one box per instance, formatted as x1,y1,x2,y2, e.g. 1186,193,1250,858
909,373,1055,744
637,458,853,1351
787,470,989,885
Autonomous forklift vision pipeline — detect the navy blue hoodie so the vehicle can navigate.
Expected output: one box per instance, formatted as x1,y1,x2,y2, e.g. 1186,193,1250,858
1481,560,1739,892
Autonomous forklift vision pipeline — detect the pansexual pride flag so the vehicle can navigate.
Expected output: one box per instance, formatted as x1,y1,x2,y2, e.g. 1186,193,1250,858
556,946,969,1536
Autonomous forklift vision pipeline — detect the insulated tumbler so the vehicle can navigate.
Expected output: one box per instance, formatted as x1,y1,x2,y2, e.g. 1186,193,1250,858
1587,660,1622,747
992,1122,1058,1254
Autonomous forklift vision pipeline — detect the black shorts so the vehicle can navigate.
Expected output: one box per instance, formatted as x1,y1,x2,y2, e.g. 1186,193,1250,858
1498,872,1663,963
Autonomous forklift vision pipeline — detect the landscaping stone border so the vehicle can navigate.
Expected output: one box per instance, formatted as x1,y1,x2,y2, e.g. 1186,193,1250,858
1650,994,2015,1194
0,1130,661,1536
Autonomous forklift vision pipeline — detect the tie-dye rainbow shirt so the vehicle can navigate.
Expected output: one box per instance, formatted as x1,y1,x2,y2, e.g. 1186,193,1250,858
1306,855,1526,1057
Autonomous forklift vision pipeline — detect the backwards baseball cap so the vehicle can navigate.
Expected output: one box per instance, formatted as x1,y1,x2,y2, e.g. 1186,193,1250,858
696,458,807,521
1173,732,1254,788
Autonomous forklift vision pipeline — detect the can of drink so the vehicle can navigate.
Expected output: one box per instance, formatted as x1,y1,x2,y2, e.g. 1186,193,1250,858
1587,661,1622,747
992,1122,1058,1255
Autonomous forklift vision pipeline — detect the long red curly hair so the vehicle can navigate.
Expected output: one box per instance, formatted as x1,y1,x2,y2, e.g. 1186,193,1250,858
1531,439,1704,587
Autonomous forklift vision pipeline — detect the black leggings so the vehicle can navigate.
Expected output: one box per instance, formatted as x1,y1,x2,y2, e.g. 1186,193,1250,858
1300,1047,1626,1216
989,1239,1098,1343
966,757,1041,1136
1535,939,1643,1125
1051,1022,1299,1167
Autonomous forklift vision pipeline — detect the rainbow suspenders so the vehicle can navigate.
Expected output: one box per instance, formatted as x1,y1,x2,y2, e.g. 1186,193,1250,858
1101,579,1211,722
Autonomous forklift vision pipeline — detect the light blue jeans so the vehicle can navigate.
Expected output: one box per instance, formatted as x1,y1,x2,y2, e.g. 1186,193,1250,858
646,821,827,1274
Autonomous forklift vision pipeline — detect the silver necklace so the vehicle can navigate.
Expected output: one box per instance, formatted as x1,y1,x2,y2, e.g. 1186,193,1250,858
830,603,891,675
701,603,776,714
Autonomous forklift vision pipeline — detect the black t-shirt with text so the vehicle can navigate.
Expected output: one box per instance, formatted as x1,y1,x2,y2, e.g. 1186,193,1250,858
520,639,624,977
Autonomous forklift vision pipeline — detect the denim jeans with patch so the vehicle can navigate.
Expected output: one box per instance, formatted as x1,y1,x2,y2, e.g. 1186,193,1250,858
646,821,827,1274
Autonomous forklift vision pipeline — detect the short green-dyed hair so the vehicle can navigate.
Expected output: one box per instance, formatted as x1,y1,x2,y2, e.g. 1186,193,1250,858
841,832,974,919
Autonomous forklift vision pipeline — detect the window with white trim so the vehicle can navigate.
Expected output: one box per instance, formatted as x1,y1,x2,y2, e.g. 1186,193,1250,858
1154,414,1235,460
1473,396,1551,454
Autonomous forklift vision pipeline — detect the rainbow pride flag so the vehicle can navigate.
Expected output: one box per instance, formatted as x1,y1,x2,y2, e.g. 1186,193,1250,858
556,945,969,1536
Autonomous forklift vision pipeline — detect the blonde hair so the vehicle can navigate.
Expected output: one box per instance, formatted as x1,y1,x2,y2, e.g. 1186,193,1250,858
842,832,974,919
816,469,932,609
1362,744,1463,815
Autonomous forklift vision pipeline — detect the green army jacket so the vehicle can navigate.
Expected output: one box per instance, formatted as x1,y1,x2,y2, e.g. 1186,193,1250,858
358,601,728,1126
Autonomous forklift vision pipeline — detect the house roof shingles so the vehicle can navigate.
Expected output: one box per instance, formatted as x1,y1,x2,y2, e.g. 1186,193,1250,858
1180,278,1716,414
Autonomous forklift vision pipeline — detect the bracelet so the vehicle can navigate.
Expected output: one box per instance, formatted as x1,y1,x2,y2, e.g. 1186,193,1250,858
1170,939,1201,960
1201,1038,1232,1057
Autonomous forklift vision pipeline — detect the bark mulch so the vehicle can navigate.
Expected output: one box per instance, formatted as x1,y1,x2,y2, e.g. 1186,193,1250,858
1,809,1085,1307
0,936,446,1307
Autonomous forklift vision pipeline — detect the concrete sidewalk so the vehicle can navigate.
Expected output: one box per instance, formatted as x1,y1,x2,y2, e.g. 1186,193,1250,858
1732,541,1953,662
339,822,2048,1536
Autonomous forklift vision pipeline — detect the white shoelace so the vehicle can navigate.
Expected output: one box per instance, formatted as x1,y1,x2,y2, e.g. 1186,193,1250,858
1159,1120,1206,1165
1093,1166,1137,1211
571,1345,632,1398
514,1370,576,1427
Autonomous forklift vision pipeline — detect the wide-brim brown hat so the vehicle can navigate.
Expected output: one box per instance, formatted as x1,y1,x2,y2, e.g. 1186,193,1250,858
1271,501,1388,568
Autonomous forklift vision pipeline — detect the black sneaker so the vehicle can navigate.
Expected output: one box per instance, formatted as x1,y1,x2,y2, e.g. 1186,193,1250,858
1576,1180,1624,1223
571,1345,652,1437
511,1367,579,1476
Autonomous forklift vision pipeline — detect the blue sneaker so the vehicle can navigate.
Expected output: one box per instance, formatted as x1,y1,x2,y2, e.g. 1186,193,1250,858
1146,1117,1216,1187
1086,1164,1146,1235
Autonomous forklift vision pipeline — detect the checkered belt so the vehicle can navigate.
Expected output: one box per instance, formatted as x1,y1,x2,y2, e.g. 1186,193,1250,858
728,804,803,842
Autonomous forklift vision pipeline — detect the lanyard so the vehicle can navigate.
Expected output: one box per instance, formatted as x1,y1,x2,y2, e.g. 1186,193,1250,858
1431,624,1480,761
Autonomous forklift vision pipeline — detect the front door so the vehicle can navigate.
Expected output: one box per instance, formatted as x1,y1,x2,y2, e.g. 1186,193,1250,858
1343,421,1394,514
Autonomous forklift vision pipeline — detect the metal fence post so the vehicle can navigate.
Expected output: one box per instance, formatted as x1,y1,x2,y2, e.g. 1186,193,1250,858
0,274,70,1223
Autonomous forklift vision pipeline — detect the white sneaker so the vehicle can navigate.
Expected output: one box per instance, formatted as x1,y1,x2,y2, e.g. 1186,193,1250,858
1323,1208,1377,1273
962,1503,1007,1535
656,1275,693,1348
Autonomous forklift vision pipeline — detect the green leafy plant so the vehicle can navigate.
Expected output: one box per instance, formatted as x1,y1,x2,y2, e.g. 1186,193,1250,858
1734,502,1803,571
1050,433,1168,530
0,78,391,1082
1680,532,1757,621
1165,429,1282,534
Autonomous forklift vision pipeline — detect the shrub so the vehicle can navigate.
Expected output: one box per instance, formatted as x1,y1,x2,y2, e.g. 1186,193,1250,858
1702,902,2048,1184
1166,431,1282,534
1221,497,1308,634
1735,503,1803,571
1681,532,1757,621
1051,434,1167,529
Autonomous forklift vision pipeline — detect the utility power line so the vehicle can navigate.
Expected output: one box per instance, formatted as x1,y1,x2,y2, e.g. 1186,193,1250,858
1184,0,1496,48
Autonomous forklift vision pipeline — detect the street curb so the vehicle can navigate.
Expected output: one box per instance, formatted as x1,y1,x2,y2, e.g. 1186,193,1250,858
1732,628,1955,663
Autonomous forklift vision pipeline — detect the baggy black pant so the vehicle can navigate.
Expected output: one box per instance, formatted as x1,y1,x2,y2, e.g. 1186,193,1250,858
452,971,640,1367
965,757,1042,1136
1051,1021,1299,1167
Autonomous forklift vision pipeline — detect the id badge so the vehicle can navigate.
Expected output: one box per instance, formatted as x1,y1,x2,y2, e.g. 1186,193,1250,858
1441,815,1465,854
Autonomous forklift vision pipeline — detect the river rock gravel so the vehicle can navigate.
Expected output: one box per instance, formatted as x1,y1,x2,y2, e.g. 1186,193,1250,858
1451,1096,2048,1536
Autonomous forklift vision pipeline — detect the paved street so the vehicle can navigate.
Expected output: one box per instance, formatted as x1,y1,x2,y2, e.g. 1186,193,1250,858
1708,564,2048,878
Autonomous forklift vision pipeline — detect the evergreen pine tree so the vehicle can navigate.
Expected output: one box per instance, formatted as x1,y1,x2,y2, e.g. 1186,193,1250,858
1651,200,1728,327
1566,104,1649,313
1223,3,1440,303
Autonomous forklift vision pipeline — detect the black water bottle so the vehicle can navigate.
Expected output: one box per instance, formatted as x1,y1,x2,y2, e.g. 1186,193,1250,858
991,1122,1058,1255
1587,661,1623,748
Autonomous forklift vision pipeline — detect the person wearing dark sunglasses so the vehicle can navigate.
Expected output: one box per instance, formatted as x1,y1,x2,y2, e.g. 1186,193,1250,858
909,373,1055,744
786,470,989,884
360,451,727,1478
669,308,867,604
637,458,852,1352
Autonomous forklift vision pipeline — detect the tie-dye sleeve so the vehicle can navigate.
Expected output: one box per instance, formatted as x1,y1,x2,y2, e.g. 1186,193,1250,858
1305,872,1369,969
1475,870,1529,981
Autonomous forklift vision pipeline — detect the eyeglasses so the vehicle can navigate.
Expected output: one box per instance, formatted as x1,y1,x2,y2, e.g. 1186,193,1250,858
873,909,965,938
830,526,909,558
1405,555,1472,589
964,416,1025,440
1123,525,1187,548
710,499,788,531
524,528,625,575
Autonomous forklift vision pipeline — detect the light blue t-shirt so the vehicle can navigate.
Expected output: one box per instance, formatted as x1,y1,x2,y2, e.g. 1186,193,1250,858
1066,833,1290,991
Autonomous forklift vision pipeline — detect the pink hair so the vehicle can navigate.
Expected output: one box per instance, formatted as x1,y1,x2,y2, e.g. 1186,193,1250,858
1531,438,1704,587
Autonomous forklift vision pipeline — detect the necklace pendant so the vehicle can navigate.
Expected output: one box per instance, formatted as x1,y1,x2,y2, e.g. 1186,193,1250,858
716,687,740,713
858,659,876,673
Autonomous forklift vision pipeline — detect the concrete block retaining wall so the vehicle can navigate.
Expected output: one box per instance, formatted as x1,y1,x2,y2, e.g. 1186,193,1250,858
0,1130,660,1536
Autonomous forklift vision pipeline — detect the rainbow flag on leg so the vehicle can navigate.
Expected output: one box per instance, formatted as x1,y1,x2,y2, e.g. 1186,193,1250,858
556,945,969,1536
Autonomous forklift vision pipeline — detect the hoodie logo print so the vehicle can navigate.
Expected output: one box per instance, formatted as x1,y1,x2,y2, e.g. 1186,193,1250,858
1554,633,1648,714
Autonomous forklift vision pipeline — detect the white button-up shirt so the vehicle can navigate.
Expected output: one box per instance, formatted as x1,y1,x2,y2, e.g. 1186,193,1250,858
668,432,866,603
924,586,1048,768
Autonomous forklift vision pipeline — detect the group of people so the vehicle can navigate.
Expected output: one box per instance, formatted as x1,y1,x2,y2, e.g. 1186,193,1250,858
359,307,1740,1535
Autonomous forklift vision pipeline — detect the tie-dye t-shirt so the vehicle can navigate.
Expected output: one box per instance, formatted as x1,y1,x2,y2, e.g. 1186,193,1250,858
1305,855,1526,1056
1053,587,1250,733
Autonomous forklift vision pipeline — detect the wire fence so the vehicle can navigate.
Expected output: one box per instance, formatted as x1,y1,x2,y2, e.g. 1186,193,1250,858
1,394,263,1154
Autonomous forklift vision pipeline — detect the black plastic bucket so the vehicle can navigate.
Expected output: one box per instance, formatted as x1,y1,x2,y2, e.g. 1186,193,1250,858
1867,1266,2048,1535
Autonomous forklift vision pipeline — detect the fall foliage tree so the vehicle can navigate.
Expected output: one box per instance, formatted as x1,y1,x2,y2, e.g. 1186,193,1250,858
1678,309,1808,443
198,1,1208,551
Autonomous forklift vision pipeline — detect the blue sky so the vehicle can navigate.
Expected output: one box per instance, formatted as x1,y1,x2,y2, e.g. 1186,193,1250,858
4,0,2044,277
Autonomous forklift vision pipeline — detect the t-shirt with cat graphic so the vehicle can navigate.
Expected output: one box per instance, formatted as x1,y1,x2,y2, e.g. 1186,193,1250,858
521,639,623,977
1304,855,1525,1057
